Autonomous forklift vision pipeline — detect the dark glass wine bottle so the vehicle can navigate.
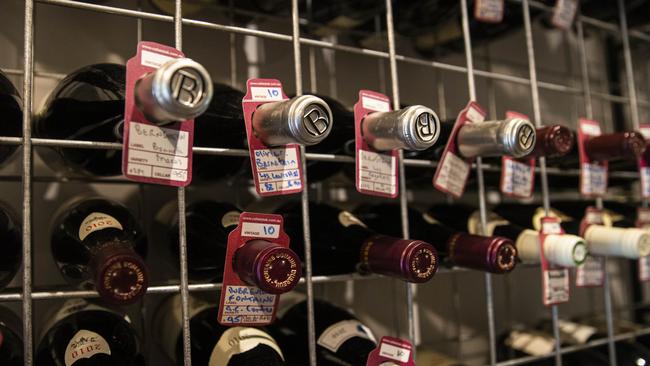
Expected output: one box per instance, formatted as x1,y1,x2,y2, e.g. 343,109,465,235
0,70,23,166
50,197,148,305
154,293,287,365
396,0,543,58
276,298,377,366
492,203,650,260
355,204,518,273
35,59,212,177
35,299,145,365
190,83,334,181
168,200,301,294
0,203,20,290
0,305,23,366
278,201,438,282
424,203,586,268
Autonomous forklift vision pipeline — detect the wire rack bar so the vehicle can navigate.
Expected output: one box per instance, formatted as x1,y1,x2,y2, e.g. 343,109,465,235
459,0,497,365
521,0,561,364
21,0,35,364
618,0,641,131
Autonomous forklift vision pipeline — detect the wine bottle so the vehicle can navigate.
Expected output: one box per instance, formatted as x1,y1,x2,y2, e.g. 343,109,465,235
35,299,145,365
50,197,148,305
529,125,575,158
0,203,21,290
304,0,385,37
0,305,23,366
492,203,650,260
168,200,301,294
275,298,377,366
425,204,587,268
35,59,213,176
154,293,287,365
191,83,335,181
278,201,438,282
547,130,646,168
0,70,23,167
436,116,537,159
355,204,517,273
396,1,542,58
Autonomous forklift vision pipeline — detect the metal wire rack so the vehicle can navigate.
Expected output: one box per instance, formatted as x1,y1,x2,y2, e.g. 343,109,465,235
2,0,650,365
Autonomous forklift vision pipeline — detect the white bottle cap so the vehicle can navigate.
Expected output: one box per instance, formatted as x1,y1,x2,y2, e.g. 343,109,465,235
584,225,650,259
515,230,587,268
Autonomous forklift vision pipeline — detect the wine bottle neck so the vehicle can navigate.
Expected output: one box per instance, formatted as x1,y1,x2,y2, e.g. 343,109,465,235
360,235,438,283
89,241,148,305
233,239,301,294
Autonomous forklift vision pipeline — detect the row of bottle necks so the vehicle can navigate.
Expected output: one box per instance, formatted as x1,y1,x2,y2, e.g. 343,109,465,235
3,291,650,366
0,63,647,186
0,194,648,304
87,0,650,58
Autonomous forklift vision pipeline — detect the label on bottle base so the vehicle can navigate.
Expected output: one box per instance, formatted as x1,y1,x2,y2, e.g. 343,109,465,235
317,319,376,353
558,320,598,345
500,112,535,199
64,330,111,366
366,336,415,366
221,211,241,228
354,91,399,198
243,79,304,196
122,41,195,186
433,101,486,198
474,0,504,23
636,207,650,281
539,217,570,306
208,327,284,366
506,330,555,356
551,0,579,30
218,212,290,326
78,212,123,241
577,119,608,197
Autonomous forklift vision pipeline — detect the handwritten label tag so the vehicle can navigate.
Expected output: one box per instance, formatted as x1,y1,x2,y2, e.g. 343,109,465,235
637,207,650,281
576,207,605,287
218,212,290,326
500,112,536,198
474,0,504,23
122,41,194,186
638,124,650,198
366,336,415,366
354,91,398,198
551,0,579,30
578,119,608,197
539,217,570,306
243,79,304,196
433,101,486,198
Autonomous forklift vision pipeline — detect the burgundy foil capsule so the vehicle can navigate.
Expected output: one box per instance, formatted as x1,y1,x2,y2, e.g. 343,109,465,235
447,234,517,274
360,236,438,283
531,125,574,158
92,241,149,305
584,131,646,161
233,239,302,294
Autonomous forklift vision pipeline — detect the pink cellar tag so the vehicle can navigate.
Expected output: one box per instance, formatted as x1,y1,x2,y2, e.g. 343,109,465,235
539,217,570,306
354,90,399,198
551,0,579,30
637,207,650,282
366,336,415,366
638,124,650,198
577,119,608,197
433,101,486,198
474,0,504,23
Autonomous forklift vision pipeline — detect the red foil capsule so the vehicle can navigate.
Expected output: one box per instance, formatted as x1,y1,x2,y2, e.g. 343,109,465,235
531,125,574,158
447,233,517,274
92,241,149,305
360,236,438,283
584,131,646,161
233,239,302,294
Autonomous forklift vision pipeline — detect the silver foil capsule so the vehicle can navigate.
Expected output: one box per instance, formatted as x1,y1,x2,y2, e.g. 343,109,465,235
252,95,333,146
361,105,440,151
457,117,536,158
135,58,213,124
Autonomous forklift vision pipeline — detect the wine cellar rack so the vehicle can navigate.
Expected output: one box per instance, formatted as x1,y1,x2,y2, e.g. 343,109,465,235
1,0,650,365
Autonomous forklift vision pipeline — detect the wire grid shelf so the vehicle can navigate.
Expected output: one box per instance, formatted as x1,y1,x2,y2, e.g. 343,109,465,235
2,0,650,365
